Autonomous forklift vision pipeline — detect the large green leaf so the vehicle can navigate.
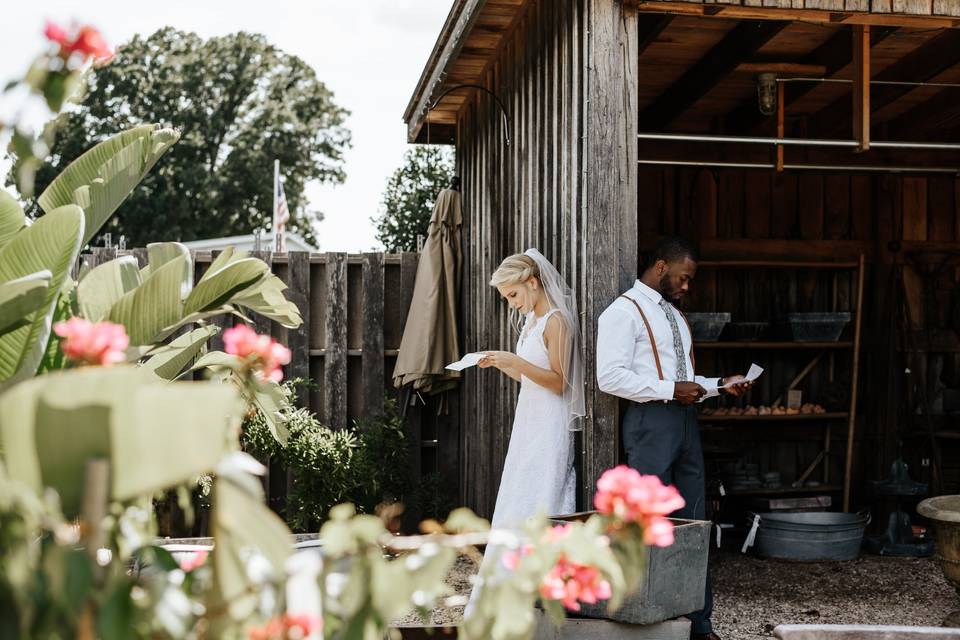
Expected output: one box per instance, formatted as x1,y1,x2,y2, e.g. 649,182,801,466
0,205,84,386
182,258,269,317
147,242,193,298
0,190,25,250
76,256,142,322
210,468,292,622
0,271,52,336
141,325,220,380
38,125,180,245
107,255,189,345
231,273,303,328
0,366,243,516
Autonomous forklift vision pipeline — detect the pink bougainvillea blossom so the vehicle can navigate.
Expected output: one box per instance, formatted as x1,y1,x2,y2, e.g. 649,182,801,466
44,21,112,61
594,465,685,547
223,324,292,382
539,554,612,612
248,613,321,640
53,318,129,366
178,550,208,573
501,543,534,571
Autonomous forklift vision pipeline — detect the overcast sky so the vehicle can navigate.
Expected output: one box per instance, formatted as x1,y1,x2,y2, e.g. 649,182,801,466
0,1,451,251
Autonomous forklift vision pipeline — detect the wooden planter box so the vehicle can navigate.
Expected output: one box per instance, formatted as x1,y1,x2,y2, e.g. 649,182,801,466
551,514,711,625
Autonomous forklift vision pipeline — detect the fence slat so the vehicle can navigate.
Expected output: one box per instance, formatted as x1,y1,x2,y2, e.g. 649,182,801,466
361,252,385,419
286,252,311,408
324,252,348,430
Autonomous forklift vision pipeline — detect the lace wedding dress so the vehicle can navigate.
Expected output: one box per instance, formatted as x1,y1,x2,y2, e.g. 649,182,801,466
490,309,576,528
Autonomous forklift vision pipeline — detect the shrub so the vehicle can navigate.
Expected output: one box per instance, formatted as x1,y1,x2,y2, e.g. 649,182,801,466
242,395,410,531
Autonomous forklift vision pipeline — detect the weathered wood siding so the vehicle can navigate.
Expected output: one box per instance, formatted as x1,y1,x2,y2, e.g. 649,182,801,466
456,0,640,518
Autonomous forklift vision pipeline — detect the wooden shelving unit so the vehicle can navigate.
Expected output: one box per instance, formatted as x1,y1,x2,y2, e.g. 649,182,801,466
695,255,865,510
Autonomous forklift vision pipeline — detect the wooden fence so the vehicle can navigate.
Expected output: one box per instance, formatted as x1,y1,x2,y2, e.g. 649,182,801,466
79,248,461,524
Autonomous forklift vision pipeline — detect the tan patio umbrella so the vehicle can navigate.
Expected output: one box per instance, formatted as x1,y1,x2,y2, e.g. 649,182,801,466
392,183,462,395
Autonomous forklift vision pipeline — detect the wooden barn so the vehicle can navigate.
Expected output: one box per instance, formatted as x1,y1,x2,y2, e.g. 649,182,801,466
404,0,960,521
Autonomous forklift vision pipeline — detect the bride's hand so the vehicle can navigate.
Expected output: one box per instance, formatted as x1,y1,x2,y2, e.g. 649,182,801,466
479,351,519,371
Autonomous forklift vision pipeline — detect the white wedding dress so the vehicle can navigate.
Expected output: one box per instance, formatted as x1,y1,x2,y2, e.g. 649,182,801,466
490,309,576,529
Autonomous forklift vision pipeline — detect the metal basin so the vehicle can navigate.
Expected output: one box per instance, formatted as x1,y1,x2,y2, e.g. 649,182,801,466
918,495,960,596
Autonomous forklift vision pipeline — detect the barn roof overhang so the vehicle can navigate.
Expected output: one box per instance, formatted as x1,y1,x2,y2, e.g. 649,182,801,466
405,1,960,156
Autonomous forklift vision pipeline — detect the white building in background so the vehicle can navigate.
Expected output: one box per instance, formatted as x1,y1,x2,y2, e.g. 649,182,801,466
178,231,319,253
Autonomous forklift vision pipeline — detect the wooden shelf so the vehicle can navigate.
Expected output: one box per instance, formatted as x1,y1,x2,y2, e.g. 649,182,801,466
695,341,853,349
698,260,859,270
726,484,842,496
700,412,849,423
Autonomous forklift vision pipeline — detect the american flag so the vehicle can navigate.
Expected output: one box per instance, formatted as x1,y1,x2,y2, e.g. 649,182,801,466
275,174,290,227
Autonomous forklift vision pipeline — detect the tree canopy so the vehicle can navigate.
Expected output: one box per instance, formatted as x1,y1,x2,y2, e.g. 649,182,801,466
374,145,454,253
7,28,350,247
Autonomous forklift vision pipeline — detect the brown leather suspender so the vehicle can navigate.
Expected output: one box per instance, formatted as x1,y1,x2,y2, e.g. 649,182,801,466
618,294,695,380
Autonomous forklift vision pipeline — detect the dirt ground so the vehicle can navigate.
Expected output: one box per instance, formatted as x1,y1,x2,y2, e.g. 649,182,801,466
397,551,960,638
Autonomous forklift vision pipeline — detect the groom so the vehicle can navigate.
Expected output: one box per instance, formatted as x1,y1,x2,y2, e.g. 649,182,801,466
596,236,750,640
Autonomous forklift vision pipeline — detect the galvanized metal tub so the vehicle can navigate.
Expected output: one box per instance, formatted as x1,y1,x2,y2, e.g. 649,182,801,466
550,513,711,625
751,511,869,561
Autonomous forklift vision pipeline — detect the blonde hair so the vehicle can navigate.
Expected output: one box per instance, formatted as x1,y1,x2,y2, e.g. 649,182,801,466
489,253,540,288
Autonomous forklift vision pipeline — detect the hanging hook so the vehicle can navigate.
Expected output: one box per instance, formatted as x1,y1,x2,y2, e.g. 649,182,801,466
428,83,511,146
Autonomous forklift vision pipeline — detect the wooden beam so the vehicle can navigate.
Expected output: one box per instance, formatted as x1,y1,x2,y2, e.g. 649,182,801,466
736,62,828,76
852,25,870,152
811,29,960,138
639,19,790,130
638,13,673,57
628,1,960,27
886,88,960,141
723,27,897,135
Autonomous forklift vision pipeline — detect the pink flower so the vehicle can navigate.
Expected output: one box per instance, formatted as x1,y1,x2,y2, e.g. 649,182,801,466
539,554,612,612
44,21,112,62
223,324,292,382
53,318,129,366
501,543,534,570
44,21,71,48
248,613,321,640
594,465,685,548
543,523,574,543
178,550,208,572
641,515,676,547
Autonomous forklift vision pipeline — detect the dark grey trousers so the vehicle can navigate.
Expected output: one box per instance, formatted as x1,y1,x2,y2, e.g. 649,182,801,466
622,400,713,635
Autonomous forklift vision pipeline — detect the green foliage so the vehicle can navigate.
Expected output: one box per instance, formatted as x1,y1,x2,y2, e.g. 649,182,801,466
243,395,410,531
374,145,454,252
9,28,351,247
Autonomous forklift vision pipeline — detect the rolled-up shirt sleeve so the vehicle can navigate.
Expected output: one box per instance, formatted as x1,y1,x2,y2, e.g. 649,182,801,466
695,375,721,400
597,306,674,403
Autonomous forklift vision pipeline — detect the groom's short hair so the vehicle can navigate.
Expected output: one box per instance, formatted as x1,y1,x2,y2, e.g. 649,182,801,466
644,236,698,271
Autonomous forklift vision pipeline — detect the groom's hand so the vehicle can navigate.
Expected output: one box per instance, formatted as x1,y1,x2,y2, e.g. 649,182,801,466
674,382,706,405
721,375,753,396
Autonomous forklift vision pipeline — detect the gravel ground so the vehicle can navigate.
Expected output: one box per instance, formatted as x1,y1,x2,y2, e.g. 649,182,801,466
712,553,959,639
396,551,960,637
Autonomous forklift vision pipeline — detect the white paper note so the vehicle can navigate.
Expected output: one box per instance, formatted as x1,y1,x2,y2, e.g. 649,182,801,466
723,363,764,388
446,352,486,371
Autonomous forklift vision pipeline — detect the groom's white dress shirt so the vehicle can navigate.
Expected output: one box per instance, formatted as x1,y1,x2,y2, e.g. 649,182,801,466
597,280,721,403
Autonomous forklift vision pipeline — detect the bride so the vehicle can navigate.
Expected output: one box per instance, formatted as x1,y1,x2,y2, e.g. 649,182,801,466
479,248,584,529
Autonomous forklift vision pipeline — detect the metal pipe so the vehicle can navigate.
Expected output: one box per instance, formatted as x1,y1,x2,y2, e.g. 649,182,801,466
638,158,959,174
638,131,960,151
638,132,857,147
778,77,960,90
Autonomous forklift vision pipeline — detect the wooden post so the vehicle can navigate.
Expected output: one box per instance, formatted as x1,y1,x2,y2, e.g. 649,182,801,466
776,80,785,172
584,1,639,507
324,253,348,431
361,252,385,419
853,25,870,153
843,254,866,511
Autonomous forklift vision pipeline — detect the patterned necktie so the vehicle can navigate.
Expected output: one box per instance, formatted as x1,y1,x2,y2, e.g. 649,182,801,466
659,298,688,381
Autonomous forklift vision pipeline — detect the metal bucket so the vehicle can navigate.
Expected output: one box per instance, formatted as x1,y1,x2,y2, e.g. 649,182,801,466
748,511,869,561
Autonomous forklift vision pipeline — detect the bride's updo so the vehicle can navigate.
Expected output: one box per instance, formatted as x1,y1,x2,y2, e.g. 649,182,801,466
489,253,540,287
